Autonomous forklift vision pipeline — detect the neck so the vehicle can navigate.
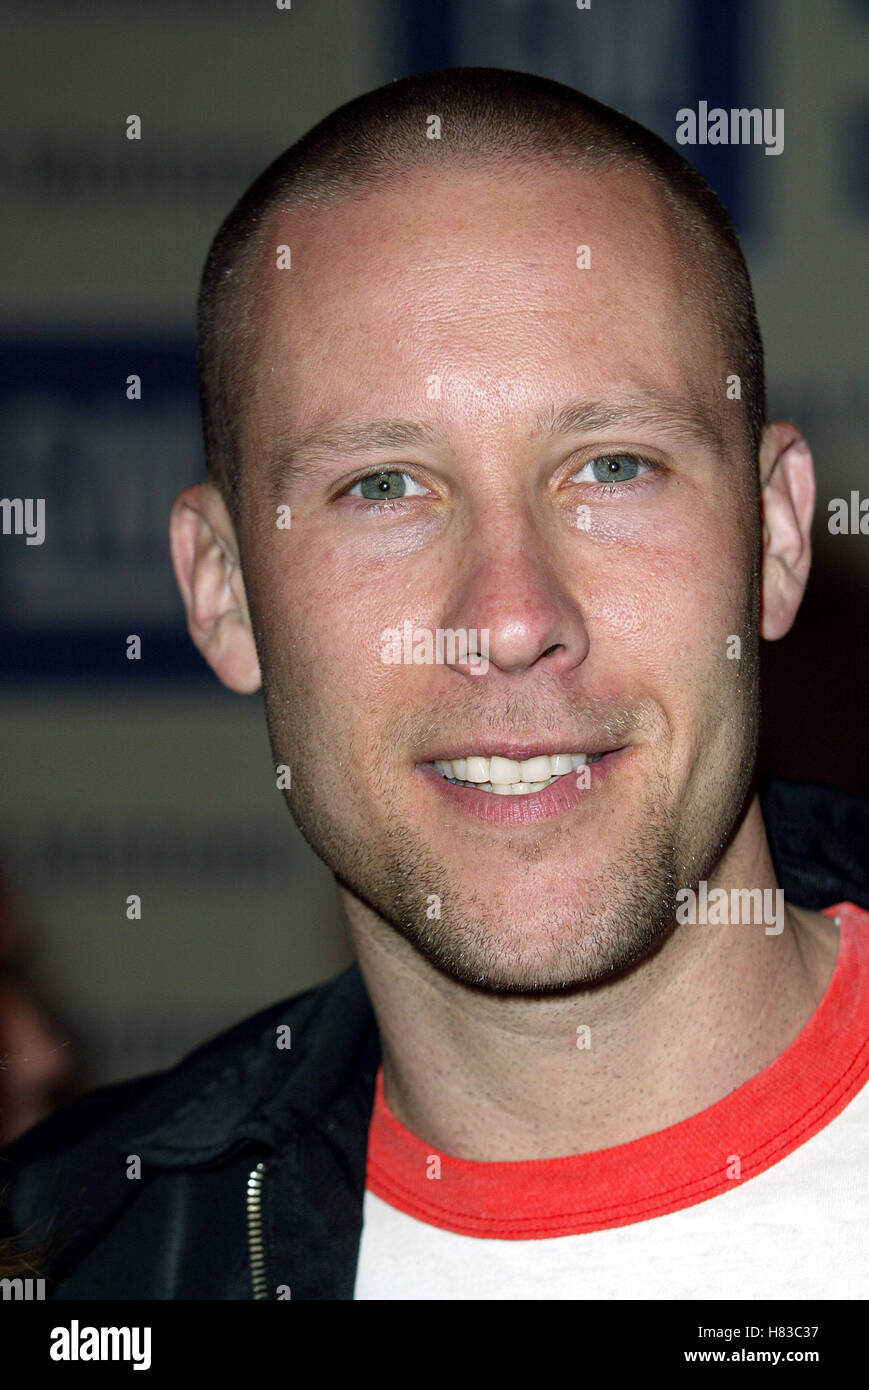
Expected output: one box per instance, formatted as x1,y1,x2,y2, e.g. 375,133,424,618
343,794,840,1160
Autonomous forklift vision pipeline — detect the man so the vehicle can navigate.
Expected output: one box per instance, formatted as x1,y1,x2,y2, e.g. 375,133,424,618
1,68,867,1300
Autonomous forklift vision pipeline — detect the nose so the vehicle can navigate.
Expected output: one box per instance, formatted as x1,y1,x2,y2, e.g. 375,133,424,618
443,512,590,679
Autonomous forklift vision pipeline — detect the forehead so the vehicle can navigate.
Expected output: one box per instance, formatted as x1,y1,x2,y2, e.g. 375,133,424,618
242,163,725,450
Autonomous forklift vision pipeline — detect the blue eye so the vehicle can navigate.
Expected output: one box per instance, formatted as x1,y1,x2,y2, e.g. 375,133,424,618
572,454,652,485
349,470,429,501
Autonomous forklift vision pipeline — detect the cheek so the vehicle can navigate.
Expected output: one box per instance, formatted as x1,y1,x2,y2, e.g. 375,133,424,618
585,511,752,692
253,536,436,722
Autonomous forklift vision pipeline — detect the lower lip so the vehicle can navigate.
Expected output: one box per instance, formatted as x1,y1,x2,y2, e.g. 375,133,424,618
416,749,628,825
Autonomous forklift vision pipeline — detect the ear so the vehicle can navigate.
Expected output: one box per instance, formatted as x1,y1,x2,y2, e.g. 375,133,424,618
169,482,262,693
758,422,816,642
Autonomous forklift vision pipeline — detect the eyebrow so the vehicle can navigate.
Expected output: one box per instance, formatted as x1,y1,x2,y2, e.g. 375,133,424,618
266,418,443,498
266,392,724,497
532,395,724,454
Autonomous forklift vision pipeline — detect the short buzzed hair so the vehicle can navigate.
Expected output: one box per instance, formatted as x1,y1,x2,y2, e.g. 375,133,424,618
197,67,766,524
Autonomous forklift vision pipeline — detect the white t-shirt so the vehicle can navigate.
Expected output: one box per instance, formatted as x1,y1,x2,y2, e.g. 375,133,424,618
354,903,868,1300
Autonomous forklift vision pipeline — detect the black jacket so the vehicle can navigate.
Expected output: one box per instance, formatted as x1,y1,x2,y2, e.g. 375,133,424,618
1,777,867,1300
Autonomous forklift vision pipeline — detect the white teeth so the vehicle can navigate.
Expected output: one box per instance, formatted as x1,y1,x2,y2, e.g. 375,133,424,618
465,756,489,783
431,749,600,796
489,756,522,785
517,755,551,782
436,752,588,783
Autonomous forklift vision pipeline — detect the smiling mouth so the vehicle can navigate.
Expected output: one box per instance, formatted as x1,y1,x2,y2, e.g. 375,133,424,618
425,750,606,796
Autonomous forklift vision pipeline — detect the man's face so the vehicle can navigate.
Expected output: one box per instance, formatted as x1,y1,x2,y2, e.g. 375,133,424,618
235,163,760,992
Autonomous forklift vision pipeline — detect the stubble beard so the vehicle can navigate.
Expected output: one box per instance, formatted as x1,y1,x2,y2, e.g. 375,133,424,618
277,743,754,996
258,590,760,999
358,797,686,994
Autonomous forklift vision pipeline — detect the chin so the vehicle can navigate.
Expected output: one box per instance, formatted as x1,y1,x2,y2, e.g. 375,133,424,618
396,888,677,996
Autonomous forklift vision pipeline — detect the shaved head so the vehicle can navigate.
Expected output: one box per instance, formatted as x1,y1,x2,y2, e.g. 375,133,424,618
195,67,765,525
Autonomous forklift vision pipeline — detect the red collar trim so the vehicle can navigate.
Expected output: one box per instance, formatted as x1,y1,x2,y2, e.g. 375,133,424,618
366,904,869,1238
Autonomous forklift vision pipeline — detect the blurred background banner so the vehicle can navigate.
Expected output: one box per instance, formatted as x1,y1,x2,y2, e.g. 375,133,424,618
0,339,201,679
0,0,866,1106
400,0,758,232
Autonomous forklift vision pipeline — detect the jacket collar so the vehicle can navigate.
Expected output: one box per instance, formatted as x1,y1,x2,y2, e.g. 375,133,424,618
122,962,381,1167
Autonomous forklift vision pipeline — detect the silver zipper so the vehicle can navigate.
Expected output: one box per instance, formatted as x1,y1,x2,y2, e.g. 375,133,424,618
246,1161,269,1300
